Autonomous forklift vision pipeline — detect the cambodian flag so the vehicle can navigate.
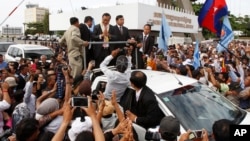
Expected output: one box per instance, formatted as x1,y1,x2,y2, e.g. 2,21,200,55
198,0,228,36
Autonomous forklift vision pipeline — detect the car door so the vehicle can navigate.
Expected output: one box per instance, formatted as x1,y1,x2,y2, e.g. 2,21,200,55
5,47,15,62
15,48,23,62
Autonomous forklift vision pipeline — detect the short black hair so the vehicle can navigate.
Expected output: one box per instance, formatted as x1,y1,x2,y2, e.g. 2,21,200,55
130,71,147,89
144,24,151,30
84,16,93,23
102,12,111,18
212,119,233,141
19,64,28,71
15,118,39,141
70,17,79,25
75,131,94,141
116,15,123,21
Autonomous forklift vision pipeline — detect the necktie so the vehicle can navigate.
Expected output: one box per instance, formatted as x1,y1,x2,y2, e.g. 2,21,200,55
119,26,123,35
103,25,109,48
143,36,147,53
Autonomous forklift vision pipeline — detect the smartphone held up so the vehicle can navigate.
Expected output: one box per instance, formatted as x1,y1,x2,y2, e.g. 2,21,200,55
71,97,88,107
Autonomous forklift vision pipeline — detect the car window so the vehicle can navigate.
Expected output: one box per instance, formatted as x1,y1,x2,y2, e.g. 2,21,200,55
158,82,246,134
16,48,22,57
24,49,54,60
8,47,13,56
11,48,18,57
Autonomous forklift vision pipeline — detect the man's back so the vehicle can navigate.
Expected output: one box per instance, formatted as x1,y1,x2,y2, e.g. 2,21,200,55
130,86,164,129
61,25,83,57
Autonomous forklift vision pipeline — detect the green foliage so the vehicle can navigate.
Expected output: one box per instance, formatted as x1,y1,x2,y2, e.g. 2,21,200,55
26,22,44,35
43,12,50,34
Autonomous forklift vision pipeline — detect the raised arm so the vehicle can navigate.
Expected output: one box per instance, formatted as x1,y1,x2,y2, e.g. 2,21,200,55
111,90,125,122
82,97,105,141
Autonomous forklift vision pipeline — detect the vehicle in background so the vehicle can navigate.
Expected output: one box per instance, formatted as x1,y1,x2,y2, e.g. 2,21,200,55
4,44,54,62
0,42,15,56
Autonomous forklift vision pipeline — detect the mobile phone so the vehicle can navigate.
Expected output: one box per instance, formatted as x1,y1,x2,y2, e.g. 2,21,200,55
194,130,202,138
189,130,203,139
71,97,88,107
91,94,98,100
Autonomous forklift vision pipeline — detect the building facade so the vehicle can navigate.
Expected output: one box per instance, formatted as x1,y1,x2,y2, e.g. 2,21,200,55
49,2,198,45
24,3,49,23
1,26,22,36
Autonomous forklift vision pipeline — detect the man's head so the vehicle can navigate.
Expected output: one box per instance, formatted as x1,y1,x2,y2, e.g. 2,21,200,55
84,16,93,27
143,24,151,35
212,119,233,141
159,116,180,141
15,118,40,141
116,55,128,73
116,15,124,26
19,64,29,76
40,55,47,63
102,13,111,26
70,17,80,27
130,71,147,89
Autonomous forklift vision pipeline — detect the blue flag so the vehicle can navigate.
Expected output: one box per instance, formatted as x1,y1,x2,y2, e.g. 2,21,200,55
193,41,200,70
216,15,234,53
158,11,172,51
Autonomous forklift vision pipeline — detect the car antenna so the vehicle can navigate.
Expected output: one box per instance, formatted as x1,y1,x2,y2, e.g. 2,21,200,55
173,73,183,85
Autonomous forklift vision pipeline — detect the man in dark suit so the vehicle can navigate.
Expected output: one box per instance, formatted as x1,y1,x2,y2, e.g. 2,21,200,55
91,13,116,68
16,64,29,90
110,15,131,66
113,15,131,51
126,71,164,129
79,16,94,68
134,24,155,69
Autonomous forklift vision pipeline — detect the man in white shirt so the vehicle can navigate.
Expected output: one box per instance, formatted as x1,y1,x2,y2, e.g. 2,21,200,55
100,48,132,102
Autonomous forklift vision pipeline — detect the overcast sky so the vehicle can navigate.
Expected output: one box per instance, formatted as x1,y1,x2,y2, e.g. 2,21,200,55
0,0,249,29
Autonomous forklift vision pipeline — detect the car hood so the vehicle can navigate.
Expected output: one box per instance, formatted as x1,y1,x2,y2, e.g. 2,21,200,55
240,111,250,125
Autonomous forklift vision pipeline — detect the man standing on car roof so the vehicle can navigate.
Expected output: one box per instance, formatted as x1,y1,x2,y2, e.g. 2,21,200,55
59,17,89,78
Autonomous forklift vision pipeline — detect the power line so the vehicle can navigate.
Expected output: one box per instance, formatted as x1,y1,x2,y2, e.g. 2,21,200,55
69,0,75,15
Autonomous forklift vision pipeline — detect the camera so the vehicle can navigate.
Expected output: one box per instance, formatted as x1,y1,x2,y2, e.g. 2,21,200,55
56,64,68,73
0,129,12,141
91,90,99,100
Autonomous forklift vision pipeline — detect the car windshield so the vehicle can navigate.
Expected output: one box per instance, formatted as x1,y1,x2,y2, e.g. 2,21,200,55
24,49,54,60
158,82,246,134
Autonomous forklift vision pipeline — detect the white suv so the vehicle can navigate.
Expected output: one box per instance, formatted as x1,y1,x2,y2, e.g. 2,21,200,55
4,44,54,62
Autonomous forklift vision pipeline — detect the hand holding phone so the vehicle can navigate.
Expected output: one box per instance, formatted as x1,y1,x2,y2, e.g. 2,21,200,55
71,97,88,107
189,130,203,140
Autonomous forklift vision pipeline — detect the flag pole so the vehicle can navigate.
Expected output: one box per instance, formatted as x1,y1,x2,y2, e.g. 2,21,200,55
217,41,242,60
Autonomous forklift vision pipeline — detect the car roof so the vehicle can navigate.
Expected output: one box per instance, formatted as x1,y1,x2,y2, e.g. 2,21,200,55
137,69,197,94
0,42,15,44
9,44,51,50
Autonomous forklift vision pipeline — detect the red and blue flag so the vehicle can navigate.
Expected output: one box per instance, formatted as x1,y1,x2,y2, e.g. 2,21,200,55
198,0,228,36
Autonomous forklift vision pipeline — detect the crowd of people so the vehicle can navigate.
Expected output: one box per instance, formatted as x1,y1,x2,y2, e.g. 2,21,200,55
0,11,249,141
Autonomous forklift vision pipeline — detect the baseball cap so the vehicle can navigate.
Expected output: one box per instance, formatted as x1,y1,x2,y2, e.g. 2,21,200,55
102,100,115,117
116,55,128,73
159,116,180,137
4,77,18,87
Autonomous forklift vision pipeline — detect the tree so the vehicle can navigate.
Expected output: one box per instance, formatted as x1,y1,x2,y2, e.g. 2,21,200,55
43,12,50,34
26,22,44,35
